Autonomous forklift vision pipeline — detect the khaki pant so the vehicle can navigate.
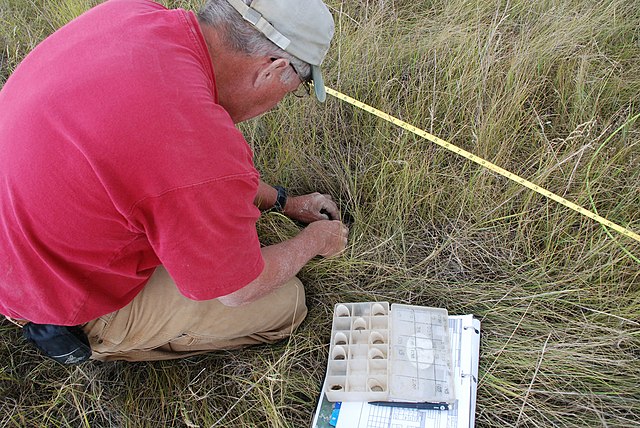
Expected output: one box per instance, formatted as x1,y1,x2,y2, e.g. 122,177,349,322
82,266,307,362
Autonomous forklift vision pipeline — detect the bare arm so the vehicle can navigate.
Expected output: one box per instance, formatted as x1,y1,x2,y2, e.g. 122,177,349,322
253,180,279,211
217,219,348,306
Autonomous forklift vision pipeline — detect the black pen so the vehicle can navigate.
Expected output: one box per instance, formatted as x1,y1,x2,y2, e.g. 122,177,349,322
368,401,450,411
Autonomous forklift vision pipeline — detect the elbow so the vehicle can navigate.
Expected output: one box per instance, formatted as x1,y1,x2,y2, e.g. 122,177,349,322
216,265,271,307
217,294,248,307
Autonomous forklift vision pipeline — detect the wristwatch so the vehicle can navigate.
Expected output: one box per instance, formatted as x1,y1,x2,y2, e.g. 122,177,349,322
271,185,288,212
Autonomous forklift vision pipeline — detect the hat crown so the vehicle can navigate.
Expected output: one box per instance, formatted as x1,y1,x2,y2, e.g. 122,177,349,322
250,0,335,66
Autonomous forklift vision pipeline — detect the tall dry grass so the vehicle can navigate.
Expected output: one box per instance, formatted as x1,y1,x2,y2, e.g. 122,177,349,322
1,0,639,427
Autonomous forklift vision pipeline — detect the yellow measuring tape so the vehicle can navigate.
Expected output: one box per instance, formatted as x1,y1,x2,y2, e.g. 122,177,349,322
325,87,640,244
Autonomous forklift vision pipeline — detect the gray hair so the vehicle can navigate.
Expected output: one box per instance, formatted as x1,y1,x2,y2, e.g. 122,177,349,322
197,0,311,82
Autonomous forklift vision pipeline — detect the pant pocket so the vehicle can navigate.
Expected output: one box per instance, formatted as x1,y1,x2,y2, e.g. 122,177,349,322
83,314,114,347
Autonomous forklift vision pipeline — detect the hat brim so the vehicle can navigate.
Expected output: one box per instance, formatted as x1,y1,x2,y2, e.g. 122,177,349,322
311,65,326,102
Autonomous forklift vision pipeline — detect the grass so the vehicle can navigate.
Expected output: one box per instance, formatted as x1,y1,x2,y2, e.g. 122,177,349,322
1,0,639,426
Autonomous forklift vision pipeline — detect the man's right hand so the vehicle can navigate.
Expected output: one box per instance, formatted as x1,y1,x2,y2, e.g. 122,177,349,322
304,220,349,257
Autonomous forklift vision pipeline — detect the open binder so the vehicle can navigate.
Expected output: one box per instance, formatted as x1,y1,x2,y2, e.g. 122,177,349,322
312,314,481,428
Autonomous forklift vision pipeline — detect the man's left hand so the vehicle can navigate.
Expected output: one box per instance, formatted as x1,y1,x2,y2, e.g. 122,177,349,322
284,192,339,223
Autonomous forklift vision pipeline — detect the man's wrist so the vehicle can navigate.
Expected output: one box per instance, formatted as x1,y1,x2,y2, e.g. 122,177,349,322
271,186,288,212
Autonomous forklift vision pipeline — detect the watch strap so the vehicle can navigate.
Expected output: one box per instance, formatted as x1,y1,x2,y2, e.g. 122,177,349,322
272,185,288,212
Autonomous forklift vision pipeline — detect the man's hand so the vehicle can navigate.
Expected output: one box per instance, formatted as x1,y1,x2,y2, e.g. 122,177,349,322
284,192,340,223
304,219,349,257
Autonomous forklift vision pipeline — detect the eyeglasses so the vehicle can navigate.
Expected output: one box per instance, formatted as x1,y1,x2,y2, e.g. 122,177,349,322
289,63,311,98
270,57,310,98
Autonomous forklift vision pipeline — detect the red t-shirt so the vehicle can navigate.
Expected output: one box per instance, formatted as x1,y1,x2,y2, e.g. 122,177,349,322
0,0,265,325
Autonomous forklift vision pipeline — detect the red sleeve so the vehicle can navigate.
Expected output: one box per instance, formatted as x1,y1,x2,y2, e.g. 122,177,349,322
132,173,265,300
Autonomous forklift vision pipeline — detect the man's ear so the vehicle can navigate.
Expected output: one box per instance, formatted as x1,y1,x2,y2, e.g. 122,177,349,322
254,57,289,88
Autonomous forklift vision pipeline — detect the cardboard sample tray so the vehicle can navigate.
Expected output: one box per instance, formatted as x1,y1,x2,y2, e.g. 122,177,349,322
324,302,456,405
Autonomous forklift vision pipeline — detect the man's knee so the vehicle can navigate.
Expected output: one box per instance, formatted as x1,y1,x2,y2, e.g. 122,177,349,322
275,276,308,331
